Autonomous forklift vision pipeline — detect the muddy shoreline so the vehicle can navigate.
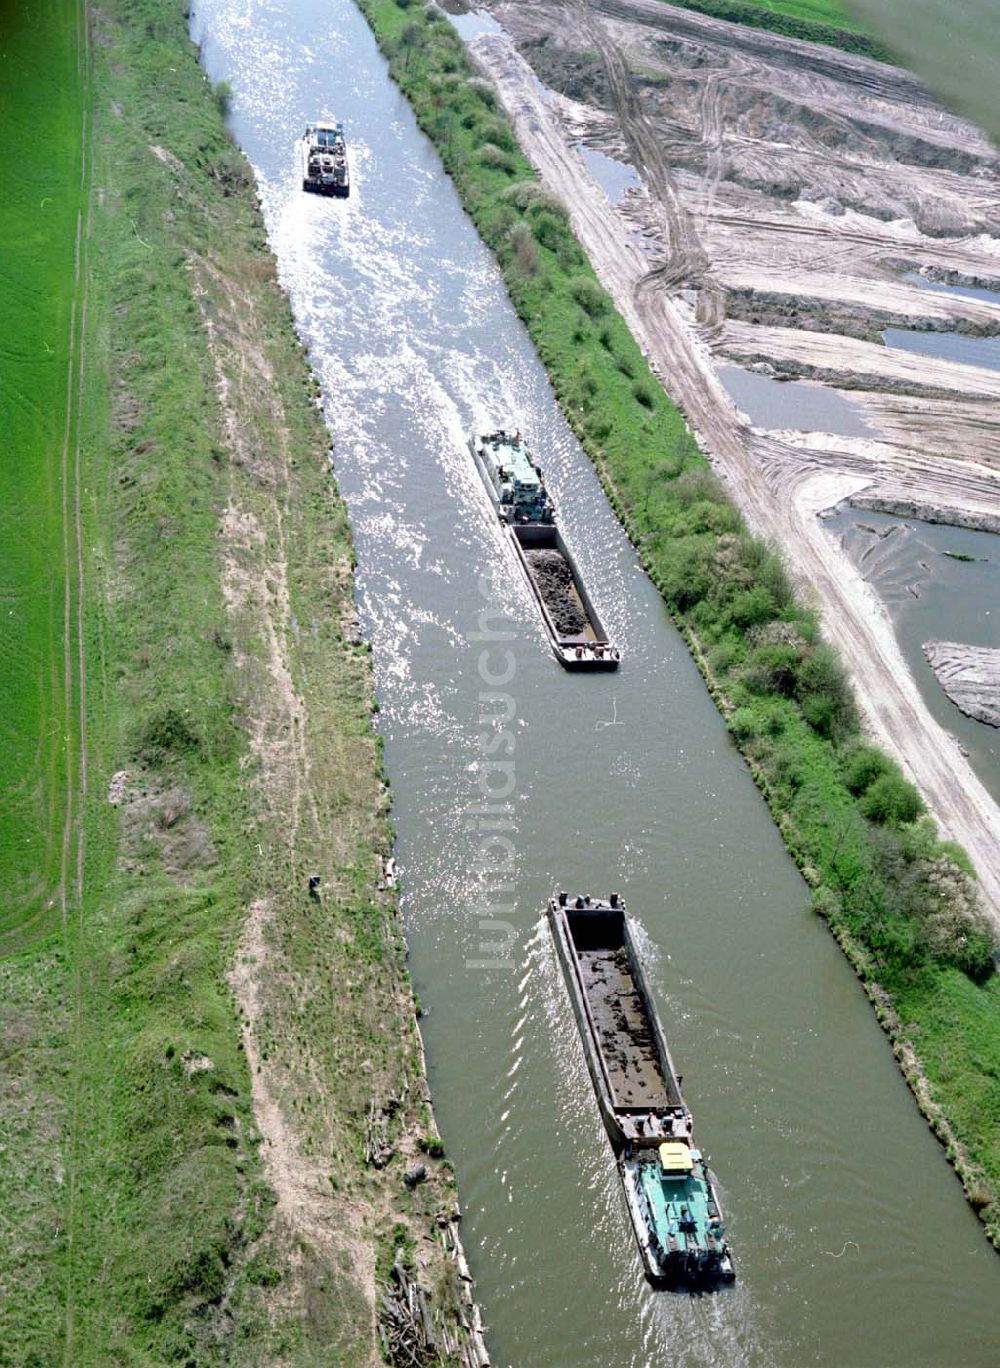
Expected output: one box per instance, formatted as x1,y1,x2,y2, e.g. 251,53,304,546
924,642,1000,729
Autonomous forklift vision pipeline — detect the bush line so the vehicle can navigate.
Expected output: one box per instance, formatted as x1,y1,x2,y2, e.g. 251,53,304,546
355,0,1000,1240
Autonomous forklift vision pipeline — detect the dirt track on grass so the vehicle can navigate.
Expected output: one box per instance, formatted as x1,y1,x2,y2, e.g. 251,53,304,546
468,4,1000,925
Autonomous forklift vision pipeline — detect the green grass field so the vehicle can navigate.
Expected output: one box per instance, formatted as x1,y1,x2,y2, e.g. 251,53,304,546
850,0,1000,140
0,0,305,1348
0,0,86,949
0,1,91,1354
729,0,865,31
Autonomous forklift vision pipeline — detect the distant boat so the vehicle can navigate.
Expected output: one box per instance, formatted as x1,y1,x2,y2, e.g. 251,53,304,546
299,121,349,197
548,891,735,1288
470,430,620,671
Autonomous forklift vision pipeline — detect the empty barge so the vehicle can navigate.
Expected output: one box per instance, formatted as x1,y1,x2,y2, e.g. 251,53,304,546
548,891,734,1289
299,121,350,197
470,431,619,671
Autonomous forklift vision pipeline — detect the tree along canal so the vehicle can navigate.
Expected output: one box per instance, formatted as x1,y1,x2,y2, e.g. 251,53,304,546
193,1,1000,1362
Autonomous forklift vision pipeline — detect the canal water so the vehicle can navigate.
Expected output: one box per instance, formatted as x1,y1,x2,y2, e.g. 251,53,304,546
192,2,1000,1363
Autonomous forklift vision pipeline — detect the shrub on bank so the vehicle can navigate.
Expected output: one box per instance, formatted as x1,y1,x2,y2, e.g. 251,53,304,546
844,742,893,794
860,772,925,826
569,275,608,316
479,141,516,173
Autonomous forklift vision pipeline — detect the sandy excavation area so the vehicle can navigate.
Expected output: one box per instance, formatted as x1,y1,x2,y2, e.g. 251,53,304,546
464,0,1000,922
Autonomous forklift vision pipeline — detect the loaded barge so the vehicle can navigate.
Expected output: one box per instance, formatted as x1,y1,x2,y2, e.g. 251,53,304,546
470,431,619,671
299,121,350,197
548,892,734,1289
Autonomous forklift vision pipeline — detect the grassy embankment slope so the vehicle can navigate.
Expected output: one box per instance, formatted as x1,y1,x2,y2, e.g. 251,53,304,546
0,0,468,1362
357,0,1000,1243
1,0,92,1355
657,0,892,61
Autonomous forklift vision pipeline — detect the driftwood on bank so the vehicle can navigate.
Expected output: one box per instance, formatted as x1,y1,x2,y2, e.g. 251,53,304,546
378,1253,438,1367
435,1214,490,1367
377,1220,491,1368
374,973,491,1365
377,853,399,890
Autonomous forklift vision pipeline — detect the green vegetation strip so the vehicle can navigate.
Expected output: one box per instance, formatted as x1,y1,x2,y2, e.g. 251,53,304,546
0,0,83,947
356,0,1000,1242
1,0,463,1362
654,0,893,62
728,0,864,28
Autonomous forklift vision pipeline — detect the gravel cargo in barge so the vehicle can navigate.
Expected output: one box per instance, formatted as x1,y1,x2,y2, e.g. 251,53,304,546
548,892,734,1289
470,431,619,671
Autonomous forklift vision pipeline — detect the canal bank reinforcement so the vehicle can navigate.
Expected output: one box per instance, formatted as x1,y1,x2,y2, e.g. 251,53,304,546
0,0,487,1361
353,0,1000,1248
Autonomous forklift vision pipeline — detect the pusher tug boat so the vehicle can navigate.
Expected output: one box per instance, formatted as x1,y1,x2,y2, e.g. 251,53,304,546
470,430,620,670
547,891,734,1287
299,120,350,197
